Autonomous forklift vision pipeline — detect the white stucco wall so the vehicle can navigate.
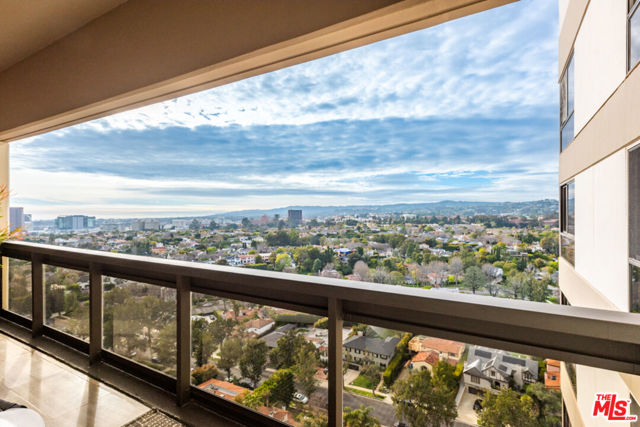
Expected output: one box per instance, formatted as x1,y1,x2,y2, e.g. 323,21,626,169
574,149,629,311
558,0,570,29
577,365,635,427
573,0,627,133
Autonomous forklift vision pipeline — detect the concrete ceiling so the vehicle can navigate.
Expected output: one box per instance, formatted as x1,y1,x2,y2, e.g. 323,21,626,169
0,0,127,71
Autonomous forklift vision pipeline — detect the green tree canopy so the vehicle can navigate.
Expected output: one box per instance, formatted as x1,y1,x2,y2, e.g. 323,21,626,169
343,405,381,427
239,338,269,386
391,369,457,427
478,388,537,427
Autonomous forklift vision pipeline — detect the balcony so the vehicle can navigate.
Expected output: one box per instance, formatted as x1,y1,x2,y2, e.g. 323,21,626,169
1,240,640,426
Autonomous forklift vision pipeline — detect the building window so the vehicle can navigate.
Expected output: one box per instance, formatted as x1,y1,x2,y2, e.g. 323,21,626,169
560,181,575,265
631,264,640,313
629,0,640,71
470,376,480,384
560,54,574,151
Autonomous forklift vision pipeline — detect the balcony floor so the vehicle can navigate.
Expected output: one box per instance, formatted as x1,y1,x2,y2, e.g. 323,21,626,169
0,333,150,426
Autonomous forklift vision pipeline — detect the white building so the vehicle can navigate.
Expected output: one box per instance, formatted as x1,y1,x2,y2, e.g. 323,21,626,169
558,0,640,425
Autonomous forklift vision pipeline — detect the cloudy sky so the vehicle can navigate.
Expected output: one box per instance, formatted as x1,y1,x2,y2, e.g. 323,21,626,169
11,0,559,220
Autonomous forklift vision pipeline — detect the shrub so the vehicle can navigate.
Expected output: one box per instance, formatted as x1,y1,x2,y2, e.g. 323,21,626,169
382,332,412,387
191,364,219,385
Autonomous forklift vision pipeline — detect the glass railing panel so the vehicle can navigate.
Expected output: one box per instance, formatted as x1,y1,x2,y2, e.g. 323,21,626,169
43,265,90,341
338,323,571,427
103,276,176,376
191,292,328,425
7,258,32,318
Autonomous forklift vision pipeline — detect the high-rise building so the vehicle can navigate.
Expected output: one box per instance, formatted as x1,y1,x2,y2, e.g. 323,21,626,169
55,215,96,230
287,209,302,225
9,207,24,232
558,0,640,424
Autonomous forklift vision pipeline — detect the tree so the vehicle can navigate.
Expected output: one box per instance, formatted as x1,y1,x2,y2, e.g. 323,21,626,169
370,267,390,284
392,369,457,427
218,337,243,380
191,364,218,385
294,346,319,398
298,412,328,427
478,389,537,427
239,338,268,386
540,233,558,256
313,317,328,329
192,318,216,367
525,382,562,426
353,260,370,281
431,360,459,392
506,272,529,299
268,368,295,408
275,253,293,271
343,405,381,427
360,358,382,396
463,266,486,294
448,257,463,285
156,322,177,367
270,330,316,369
312,258,323,273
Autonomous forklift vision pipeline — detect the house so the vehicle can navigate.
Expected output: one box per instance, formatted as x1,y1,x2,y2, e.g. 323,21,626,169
408,336,465,365
544,359,561,390
405,350,441,372
343,335,400,368
245,318,275,337
262,324,296,348
197,378,249,401
463,346,538,394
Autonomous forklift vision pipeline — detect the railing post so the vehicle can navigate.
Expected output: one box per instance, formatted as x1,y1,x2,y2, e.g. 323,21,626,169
176,275,191,405
328,298,343,427
31,255,44,337
89,263,102,363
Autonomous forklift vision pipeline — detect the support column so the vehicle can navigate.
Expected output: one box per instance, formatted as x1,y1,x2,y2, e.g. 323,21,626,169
176,276,191,405
89,263,103,363
1,143,8,310
31,255,44,337
328,298,343,427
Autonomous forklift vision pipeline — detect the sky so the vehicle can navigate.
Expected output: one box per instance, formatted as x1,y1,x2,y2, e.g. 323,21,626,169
10,0,559,220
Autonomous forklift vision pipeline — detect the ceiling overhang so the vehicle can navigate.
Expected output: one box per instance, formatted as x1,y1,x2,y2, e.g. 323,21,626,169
0,0,517,142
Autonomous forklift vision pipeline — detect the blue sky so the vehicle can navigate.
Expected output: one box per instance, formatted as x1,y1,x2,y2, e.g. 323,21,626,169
11,0,559,219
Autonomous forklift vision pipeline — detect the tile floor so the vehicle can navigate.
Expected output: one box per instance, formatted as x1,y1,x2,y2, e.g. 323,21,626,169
0,333,150,427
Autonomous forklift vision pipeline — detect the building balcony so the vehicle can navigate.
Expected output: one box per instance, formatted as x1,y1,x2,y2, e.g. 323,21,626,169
1,240,639,426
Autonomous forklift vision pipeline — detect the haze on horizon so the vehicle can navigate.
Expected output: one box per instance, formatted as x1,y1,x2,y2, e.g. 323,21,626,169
10,0,559,220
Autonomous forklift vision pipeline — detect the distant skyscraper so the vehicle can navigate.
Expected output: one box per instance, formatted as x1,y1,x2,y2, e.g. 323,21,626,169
55,215,96,230
9,207,24,232
288,209,302,225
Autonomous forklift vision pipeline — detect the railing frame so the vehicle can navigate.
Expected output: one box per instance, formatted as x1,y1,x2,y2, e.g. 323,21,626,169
2,240,640,427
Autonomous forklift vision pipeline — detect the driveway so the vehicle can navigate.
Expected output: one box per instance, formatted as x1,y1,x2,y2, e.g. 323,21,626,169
457,388,480,426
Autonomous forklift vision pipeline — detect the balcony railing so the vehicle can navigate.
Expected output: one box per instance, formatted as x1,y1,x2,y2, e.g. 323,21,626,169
2,240,640,426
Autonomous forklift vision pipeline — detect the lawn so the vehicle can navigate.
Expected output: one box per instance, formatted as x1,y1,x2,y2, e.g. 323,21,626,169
345,387,385,400
351,374,377,390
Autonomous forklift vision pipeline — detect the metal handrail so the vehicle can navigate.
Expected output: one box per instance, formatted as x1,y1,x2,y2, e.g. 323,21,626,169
2,240,640,426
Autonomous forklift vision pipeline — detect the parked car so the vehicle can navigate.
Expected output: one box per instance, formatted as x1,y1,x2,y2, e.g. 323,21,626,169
239,381,255,390
293,393,309,404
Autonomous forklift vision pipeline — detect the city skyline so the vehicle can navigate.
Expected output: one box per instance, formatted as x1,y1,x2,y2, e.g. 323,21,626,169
9,0,558,219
